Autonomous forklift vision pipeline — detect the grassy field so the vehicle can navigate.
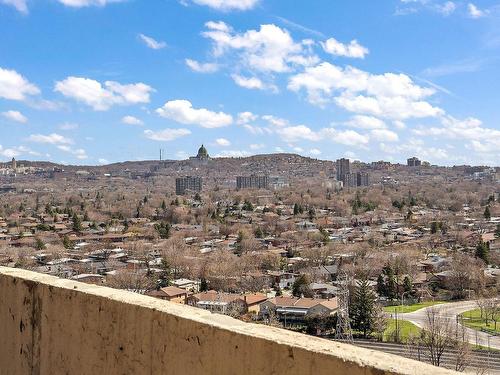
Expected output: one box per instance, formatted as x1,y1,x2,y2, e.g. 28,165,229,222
460,309,500,335
383,301,446,314
382,319,421,342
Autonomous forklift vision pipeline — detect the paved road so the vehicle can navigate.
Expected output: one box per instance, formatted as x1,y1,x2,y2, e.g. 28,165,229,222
394,300,500,350
353,339,500,374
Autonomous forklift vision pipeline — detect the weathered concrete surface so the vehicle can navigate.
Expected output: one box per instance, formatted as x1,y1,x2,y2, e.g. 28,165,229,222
0,267,458,375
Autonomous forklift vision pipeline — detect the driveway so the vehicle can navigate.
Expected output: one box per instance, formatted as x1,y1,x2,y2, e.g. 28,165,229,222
394,300,500,350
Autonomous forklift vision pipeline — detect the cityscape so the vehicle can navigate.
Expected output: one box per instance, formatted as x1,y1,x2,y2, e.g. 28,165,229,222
1,1,500,375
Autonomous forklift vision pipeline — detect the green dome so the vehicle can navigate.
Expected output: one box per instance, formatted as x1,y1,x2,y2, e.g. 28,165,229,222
197,144,209,158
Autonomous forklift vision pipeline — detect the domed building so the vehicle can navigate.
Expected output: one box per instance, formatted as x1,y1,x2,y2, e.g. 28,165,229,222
190,145,211,162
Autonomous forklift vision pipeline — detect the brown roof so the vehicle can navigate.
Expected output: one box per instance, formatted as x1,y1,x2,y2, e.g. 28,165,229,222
243,293,267,306
159,286,189,297
267,296,338,311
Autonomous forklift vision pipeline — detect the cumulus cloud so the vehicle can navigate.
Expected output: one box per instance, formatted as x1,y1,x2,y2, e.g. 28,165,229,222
249,143,264,150
57,145,88,159
468,3,485,18
370,128,399,142
345,115,386,129
277,125,322,142
237,111,258,124
202,21,318,74
139,34,166,50
214,150,251,157
0,67,40,101
185,59,219,73
309,148,321,156
215,138,231,146
122,115,144,126
28,133,73,145
187,0,259,11
231,74,267,90
144,128,192,141
2,110,27,123
262,115,288,127
1,0,28,13
288,62,442,120
55,77,153,111
322,128,370,147
156,100,233,128
321,38,369,59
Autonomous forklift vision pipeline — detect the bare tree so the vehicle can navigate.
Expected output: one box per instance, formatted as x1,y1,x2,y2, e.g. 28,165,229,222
419,307,454,367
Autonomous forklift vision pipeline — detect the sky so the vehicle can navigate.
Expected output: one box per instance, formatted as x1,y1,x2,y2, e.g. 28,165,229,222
1,0,500,166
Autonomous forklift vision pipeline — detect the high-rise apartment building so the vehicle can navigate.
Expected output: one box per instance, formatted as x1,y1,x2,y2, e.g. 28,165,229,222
407,157,421,167
336,158,350,181
236,175,269,189
176,176,202,195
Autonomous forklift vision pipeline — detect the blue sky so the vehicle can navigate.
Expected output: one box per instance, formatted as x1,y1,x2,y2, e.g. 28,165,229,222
1,0,500,166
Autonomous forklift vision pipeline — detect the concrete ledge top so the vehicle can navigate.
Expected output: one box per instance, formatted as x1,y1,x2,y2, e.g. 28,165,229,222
0,266,458,375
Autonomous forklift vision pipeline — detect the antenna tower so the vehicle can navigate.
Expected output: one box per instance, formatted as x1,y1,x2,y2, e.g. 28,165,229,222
334,271,353,343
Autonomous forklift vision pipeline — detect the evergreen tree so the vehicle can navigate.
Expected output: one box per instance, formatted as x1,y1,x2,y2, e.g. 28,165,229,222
35,238,46,251
293,203,300,215
72,214,82,232
376,274,386,297
383,265,397,300
484,206,491,220
350,279,376,338
292,275,312,297
475,241,490,263
154,222,171,239
495,224,500,238
62,235,73,249
403,276,413,297
200,278,208,292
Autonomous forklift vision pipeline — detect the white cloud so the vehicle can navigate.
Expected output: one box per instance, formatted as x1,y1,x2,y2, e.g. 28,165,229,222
321,38,369,59
436,1,456,16
55,77,153,111
468,3,485,18
277,125,321,142
309,148,321,156
371,128,399,142
322,128,370,147
156,99,233,128
215,137,231,146
2,110,27,123
262,115,288,127
28,133,73,145
0,145,39,158
214,150,251,157
0,67,40,101
139,34,166,50
1,0,28,13
122,115,144,126
98,158,109,164
243,124,272,135
144,128,191,141
231,74,266,90
185,59,219,73
237,111,258,124
59,122,79,130
345,115,386,129
188,0,259,11
202,22,318,74
57,145,88,159
57,0,125,7
288,61,443,120
249,143,264,150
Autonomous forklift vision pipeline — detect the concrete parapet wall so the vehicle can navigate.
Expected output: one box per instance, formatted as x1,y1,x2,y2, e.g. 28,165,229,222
0,267,457,375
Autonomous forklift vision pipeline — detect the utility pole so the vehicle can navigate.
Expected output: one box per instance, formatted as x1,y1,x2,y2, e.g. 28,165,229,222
334,271,353,343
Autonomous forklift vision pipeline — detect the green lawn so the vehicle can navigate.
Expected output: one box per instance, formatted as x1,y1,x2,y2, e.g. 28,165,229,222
460,309,500,335
383,319,421,342
383,301,446,314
